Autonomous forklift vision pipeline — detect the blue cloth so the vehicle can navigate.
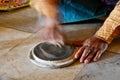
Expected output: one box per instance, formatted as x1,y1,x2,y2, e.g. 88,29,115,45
59,0,109,23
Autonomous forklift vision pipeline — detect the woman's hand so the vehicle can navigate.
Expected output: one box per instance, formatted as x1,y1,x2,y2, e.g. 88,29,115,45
75,36,109,64
38,18,66,45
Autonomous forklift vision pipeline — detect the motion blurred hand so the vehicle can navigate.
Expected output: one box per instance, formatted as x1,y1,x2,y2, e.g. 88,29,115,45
75,36,109,64
38,18,66,45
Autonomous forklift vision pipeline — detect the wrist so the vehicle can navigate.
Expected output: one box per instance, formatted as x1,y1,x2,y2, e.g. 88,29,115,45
94,35,110,44
44,17,61,28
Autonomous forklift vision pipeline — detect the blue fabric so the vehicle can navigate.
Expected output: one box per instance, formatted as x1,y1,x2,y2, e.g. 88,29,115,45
59,0,109,23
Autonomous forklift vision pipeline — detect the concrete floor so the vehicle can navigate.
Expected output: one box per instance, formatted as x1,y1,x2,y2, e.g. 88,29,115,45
0,7,120,80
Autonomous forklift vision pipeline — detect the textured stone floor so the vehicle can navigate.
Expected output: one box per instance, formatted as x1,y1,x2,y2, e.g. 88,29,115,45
0,7,120,80
74,51,120,80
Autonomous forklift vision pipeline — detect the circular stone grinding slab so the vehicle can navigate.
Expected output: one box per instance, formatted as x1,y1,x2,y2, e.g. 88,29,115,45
29,41,78,69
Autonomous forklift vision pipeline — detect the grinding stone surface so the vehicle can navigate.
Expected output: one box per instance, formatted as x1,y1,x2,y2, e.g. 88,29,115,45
34,42,74,60
29,41,77,68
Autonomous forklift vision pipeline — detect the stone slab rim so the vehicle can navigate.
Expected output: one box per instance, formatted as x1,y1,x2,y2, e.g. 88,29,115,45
28,41,78,69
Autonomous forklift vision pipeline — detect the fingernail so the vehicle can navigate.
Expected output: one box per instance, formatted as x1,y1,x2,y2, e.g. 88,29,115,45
93,58,97,62
84,60,89,64
80,59,83,63
74,55,78,58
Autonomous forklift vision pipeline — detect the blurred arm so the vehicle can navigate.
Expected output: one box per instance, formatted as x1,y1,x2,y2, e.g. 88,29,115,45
30,0,58,19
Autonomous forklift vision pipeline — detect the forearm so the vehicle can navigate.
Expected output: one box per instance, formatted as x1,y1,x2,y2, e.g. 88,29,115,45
95,1,120,44
30,0,58,19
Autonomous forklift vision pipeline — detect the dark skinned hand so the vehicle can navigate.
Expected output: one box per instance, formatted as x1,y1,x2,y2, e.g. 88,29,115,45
75,35,109,64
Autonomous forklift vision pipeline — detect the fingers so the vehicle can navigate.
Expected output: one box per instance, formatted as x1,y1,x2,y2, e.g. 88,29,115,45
51,36,65,46
74,46,85,59
93,50,103,62
93,43,108,61
39,27,65,45
74,36,108,64
80,47,92,63
57,35,65,45
77,48,104,64
84,49,97,64
48,27,65,45
75,45,103,64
